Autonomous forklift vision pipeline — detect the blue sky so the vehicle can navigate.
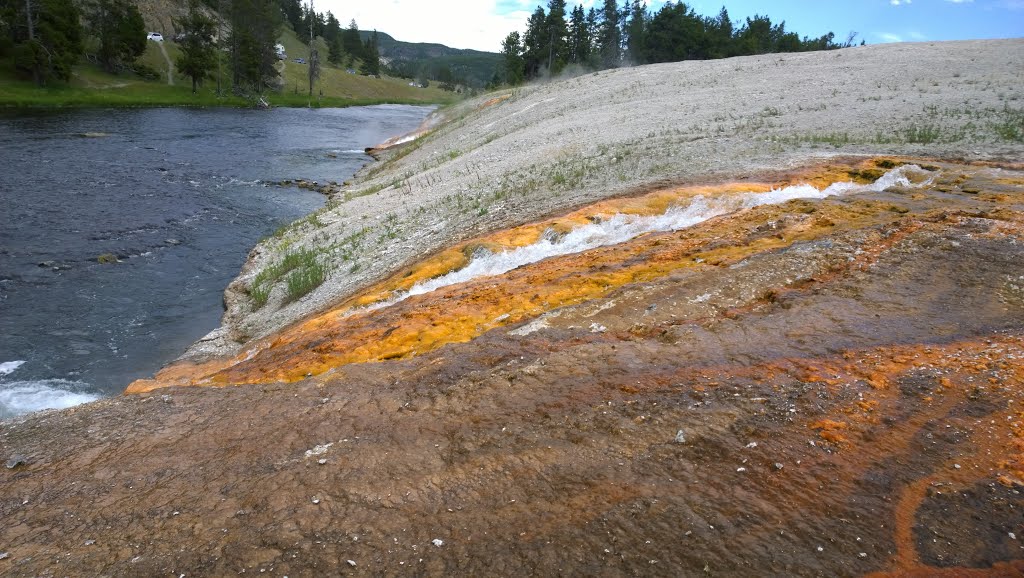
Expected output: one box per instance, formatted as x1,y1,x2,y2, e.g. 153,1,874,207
325,0,1024,52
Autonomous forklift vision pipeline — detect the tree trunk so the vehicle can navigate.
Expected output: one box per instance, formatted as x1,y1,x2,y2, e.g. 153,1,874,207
25,0,40,85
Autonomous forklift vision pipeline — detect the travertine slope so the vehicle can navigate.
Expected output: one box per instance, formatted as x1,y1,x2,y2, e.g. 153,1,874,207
192,39,1024,362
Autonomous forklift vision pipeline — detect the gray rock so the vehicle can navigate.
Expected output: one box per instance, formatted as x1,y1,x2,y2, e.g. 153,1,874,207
674,430,686,444
6,454,27,469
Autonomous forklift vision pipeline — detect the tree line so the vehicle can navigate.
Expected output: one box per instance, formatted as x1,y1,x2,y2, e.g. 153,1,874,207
0,0,147,84
0,0,380,94
497,0,861,85
276,0,379,75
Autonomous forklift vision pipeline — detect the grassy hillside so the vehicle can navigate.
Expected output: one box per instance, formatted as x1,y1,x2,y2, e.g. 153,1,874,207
0,30,458,107
276,27,456,102
360,30,501,88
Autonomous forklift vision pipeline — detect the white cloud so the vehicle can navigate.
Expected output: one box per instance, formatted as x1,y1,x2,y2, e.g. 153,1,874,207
890,0,911,5
318,0,537,52
878,32,905,42
945,0,974,3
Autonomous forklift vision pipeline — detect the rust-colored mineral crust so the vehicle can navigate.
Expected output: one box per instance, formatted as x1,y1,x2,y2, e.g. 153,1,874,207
4,158,1024,576
127,158,1024,393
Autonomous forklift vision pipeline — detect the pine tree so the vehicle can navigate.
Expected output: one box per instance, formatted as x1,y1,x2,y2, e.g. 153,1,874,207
545,0,568,74
707,6,732,59
598,0,620,68
500,30,523,85
10,0,82,84
228,0,280,93
624,0,646,64
359,29,379,75
324,10,342,64
175,0,216,93
521,6,546,79
86,0,146,73
585,7,599,66
327,34,342,65
305,1,319,96
568,5,590,66
277,0,302,32
341,19,361,59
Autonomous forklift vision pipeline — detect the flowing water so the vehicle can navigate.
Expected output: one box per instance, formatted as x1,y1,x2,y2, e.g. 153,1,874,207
0,105,432,417
364,165,930,313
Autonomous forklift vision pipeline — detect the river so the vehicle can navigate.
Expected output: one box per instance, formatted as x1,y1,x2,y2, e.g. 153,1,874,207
0,105,432,418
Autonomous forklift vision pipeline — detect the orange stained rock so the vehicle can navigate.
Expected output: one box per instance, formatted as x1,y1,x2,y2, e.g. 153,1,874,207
810,419,850,444
128,200,917,391
479,94,512,109
756,335,1024,575
126,158,1023,393
353,157,901,303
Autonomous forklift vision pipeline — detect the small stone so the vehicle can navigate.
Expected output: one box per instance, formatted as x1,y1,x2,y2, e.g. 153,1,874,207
816,546,823,552
1010,532,1017,540
311,498,320,504
674,430,686,444
589,323,607,333
346,560,356,567
859,553,867,558
773,462,784,471
6,455,26,469
318,459,327,465
432,539,444,547
737,467,747,472
38,261,56,268
166,239,181,246
84,539,95,546
954,464,962,470
0,552,9,560
745,442,758,449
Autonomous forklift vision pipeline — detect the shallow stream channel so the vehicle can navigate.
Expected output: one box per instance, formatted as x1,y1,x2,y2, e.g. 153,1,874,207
0,104,432,417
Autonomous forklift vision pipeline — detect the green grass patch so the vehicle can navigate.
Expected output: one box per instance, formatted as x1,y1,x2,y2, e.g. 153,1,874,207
902,123,941,144
285,259,327,302
993,105,1024,142
249,248,328,309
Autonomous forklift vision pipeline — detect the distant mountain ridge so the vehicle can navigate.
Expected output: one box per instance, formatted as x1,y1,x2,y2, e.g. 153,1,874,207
359,30,500,88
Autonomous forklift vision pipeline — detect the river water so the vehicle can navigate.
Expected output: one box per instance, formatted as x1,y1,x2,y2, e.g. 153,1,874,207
0,105,432,418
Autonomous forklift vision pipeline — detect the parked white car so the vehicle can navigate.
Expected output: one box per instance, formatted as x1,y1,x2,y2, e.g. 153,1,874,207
147,32,163,42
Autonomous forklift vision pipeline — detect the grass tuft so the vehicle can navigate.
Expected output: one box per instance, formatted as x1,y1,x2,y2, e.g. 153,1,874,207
249,248,328,309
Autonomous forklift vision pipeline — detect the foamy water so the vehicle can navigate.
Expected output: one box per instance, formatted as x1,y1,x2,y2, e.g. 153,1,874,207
0,360,26,376
0,362,100,419
364,165,929,312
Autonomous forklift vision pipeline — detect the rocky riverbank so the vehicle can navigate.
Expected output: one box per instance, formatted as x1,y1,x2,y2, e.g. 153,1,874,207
2,39,1024,576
